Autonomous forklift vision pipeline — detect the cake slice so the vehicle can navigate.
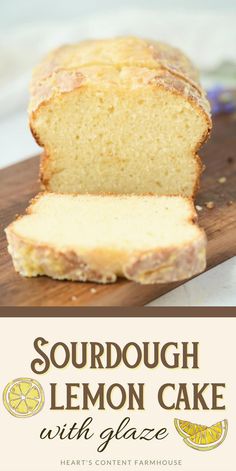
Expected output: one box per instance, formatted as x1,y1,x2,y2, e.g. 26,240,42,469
29,36,211,197
5,193,206,284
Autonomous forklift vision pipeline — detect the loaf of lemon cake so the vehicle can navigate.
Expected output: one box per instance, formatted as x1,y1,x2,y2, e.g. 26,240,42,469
6,193,206,284
29,37,211,197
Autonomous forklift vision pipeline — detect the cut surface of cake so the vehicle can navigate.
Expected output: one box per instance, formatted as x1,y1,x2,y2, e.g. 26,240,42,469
30,37,211,197
6,193,207,284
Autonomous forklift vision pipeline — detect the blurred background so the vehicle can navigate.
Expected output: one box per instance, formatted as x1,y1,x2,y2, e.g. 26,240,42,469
0,0,236,167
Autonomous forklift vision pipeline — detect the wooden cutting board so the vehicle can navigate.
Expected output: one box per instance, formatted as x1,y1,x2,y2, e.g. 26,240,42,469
0,114,236,306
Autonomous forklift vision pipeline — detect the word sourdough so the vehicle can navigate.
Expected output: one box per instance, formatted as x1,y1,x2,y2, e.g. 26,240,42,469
31,338,199,374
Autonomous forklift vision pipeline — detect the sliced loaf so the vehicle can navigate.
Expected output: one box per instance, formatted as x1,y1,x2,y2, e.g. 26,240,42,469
5,193,206,284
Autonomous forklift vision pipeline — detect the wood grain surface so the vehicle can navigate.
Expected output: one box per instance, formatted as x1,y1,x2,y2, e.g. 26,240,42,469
0,114,236,306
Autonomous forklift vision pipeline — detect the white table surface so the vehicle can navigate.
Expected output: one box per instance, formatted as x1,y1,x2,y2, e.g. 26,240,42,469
147,258,236,307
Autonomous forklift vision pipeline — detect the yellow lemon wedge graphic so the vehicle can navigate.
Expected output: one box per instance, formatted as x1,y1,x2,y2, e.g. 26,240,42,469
3,378,44,418
174,418,228,451
184,420,228,451
174,418,207,439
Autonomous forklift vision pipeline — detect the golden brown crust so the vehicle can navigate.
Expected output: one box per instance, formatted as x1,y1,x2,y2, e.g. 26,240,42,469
31,37,201,92
146,39,201,91
6,230,117,283
6,227,206,285
124,235,206,284
39,152,50,189
192,154,204,199
29,37,211,121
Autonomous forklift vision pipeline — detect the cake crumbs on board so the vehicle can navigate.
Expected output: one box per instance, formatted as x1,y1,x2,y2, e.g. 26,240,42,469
218,176,227,184
90,288,97,294
205,201,215,209
196,205,203,211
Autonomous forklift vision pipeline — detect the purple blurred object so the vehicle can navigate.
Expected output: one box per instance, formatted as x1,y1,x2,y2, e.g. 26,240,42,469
207,86,236,115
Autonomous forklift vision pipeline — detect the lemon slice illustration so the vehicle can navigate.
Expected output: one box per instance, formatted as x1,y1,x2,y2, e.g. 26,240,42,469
174,418,207,439
183,420,228,451
3,378,44,418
